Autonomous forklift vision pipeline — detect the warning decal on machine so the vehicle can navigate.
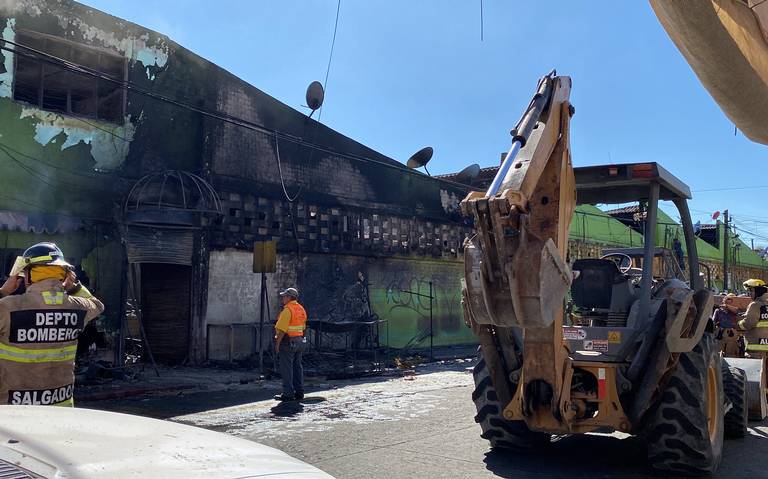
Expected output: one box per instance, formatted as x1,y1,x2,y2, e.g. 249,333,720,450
607,331,622,343
9,383,74,405
583,339,608,352
563,327,587,340
9,310,85,344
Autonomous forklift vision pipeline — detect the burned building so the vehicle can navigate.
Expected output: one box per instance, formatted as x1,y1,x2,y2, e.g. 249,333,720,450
0,0,476,365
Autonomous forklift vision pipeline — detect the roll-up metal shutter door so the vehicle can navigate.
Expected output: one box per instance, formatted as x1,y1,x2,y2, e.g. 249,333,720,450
141,263,191,364
125,226,194,265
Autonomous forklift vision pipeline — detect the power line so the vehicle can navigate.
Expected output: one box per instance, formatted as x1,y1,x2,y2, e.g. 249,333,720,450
0,143,116,191
0,40,459,189
0,194,46,210
480,0,484,41
318,0,341,123
273,134,301,202
693,185,768,193
0,141,110,178
732,224,768,242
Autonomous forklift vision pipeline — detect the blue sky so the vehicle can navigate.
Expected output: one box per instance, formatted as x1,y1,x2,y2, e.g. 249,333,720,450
81,0,768,247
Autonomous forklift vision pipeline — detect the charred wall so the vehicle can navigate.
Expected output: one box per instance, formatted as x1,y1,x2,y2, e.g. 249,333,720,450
0,0,478,364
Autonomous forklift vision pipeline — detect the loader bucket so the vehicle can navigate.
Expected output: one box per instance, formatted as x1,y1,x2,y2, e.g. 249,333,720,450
723,357,767,421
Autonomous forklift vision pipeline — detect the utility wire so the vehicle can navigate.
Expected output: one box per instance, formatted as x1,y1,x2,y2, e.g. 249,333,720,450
273,134,301,202
480,0,484,41
73,116,132,143
694,185,768,193
0,143,116,190
318,0,341,123
0,140,111,178
0,41,453,187
278,0,342,205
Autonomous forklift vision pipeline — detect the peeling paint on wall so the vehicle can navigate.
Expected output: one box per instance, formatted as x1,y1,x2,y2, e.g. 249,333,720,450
0,18,15,98
20,107,136,170
3,0,171,80
135,45,168,80
63,17,169,80
439,189,460,214
0,0,44,18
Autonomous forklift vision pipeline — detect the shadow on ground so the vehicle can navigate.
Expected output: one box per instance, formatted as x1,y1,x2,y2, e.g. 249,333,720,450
484,434,650,478
78,360,470,419
79,387,283,419
483,426,768,478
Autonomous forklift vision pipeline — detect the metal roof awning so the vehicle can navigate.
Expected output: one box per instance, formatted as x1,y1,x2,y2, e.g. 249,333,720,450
0,210,89,234
575,162,692,205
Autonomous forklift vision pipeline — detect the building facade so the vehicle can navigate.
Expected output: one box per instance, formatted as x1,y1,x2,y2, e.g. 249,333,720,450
0,0,475,365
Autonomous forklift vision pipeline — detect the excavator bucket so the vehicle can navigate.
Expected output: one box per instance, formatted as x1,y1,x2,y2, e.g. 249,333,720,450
723,357,767,420
509,233,571,328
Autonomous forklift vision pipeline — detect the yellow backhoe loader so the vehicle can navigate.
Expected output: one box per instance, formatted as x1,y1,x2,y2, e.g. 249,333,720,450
460,72,751,475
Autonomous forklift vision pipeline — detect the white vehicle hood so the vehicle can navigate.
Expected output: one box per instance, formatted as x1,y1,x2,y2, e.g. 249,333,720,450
0,406,333,479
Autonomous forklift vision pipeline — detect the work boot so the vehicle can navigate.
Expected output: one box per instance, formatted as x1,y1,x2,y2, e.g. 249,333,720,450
274,394,296,402
295,391,304,401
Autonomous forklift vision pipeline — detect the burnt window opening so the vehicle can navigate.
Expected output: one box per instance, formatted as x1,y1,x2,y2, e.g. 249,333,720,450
13,30,127,124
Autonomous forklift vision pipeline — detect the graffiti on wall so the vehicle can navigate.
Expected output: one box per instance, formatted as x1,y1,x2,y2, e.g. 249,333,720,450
370,261,468,349
277,253,473,349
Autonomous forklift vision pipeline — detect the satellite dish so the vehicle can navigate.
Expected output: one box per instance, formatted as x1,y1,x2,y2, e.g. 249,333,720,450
305,81,325,117
455,163,481,184
406,147,434,175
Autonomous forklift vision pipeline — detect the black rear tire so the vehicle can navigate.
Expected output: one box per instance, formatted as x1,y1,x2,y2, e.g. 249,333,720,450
472,350,549,450
645,333,724,475
722,364,748,438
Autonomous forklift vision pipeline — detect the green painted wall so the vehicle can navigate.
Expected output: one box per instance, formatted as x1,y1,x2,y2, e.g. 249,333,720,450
570,205,644,247
367,257,472,349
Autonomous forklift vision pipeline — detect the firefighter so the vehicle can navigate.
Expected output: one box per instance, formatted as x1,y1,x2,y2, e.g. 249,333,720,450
737,278,768,358
274,287,307,402
714,293,743,356
0,243,104,406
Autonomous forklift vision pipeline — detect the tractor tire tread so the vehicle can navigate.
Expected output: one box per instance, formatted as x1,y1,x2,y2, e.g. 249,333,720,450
644,333,724,475
471,347,549,451
722,365,748,438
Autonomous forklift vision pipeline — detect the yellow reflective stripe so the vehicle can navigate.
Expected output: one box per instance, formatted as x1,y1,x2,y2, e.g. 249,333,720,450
746,344,768,351
757,321,768,328
287,325,305,331
54,398,74,407
28,255,52,263
41,291,64,305
0,343,77,363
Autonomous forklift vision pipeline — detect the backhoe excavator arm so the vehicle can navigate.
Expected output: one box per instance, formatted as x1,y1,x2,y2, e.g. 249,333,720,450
461,72,576,431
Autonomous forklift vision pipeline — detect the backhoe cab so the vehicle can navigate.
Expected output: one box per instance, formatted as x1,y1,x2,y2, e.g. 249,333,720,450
461,73,733,474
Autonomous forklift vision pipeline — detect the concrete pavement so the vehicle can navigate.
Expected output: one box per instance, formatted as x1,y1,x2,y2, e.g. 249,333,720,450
82,360,768,478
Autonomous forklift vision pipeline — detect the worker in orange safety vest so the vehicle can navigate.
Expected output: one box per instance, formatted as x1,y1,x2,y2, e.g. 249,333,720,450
274,287,307,402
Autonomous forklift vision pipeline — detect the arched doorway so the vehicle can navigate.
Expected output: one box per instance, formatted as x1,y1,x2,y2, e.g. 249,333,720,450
122,171,221,365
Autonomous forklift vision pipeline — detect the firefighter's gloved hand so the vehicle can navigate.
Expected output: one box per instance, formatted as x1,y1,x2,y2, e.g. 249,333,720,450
62,270,77,291
0,275,22,297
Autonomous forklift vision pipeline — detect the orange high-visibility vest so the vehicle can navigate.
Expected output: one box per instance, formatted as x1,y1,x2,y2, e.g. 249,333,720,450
285,302,307,337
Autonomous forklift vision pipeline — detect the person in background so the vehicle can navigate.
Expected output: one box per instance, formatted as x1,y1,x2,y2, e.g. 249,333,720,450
737,279,768,358
672,237,685,271
713,293,742,356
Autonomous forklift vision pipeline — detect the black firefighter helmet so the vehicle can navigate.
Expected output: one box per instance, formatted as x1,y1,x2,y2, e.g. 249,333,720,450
22,242,72,270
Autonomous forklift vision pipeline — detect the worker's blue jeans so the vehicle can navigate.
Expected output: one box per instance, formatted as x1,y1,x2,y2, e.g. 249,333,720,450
279,336,305,397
